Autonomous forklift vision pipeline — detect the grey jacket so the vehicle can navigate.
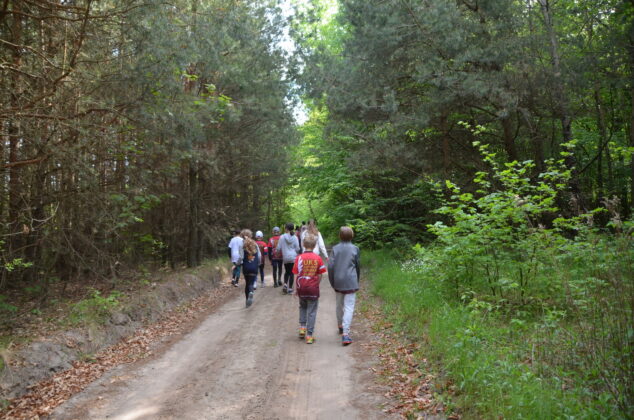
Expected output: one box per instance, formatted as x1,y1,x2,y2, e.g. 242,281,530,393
276,233,300,264
328,242,360,292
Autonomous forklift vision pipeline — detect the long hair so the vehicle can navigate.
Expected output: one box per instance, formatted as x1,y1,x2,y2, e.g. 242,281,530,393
307,219,319,236
241,229,258,255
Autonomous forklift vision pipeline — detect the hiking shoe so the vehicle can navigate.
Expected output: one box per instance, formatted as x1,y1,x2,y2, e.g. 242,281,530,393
246,292,254,308
305,335,314,344
282,285,288,294
342,335,352,346
299,327,307,338
287,288,293,294
273,282,279,288
338,325,343,335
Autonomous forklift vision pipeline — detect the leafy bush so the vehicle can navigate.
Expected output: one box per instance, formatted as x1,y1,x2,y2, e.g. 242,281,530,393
69,289,123,325
369,132,633,418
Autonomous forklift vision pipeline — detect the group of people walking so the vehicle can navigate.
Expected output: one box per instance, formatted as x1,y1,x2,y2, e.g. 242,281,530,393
227,220,360,346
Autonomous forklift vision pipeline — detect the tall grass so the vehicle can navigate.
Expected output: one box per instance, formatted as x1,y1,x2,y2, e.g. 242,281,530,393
367,245,632,419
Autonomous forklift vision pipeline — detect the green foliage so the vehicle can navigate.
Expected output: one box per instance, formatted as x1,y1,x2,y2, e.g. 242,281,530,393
0,295,17,316
69,289,123,326
291,106,441,246
365,135,634,417
369,241,633,419
3,258,33,273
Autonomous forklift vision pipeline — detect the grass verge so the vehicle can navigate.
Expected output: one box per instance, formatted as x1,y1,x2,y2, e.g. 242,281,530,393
365,250,626,419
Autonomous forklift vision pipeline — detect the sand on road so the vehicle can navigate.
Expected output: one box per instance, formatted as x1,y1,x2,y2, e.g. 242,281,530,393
50,273,394,420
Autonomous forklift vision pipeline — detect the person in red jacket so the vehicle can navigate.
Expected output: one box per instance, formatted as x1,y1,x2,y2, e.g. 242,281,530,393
255,231,268,287
292,234,326,344
267,227,283,287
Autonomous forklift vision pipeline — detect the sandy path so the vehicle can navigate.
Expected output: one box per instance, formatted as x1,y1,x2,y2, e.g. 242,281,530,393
50,273,391,420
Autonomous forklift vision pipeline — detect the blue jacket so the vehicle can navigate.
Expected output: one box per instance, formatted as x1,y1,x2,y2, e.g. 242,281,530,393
242,249,260,275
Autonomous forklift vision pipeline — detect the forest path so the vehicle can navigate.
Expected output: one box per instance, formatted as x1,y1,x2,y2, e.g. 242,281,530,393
50,272,392,420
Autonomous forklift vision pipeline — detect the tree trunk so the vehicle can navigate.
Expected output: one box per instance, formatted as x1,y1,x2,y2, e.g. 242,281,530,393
8,0,22,235
502,115,518,162
187,163,200,267
440,114,450,176
594,86,606,203
623,83,634,219
538,0,583,210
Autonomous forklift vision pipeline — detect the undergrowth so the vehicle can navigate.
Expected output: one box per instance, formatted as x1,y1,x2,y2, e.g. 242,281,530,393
367,131,633,419
368,247,632,419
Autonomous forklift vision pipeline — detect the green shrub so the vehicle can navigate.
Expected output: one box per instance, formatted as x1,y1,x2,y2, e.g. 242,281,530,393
366,131,633,418
69,289,123,325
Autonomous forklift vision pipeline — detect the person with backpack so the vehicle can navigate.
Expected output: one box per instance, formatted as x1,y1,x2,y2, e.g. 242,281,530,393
255,231,268,287
227,229,243,287
276,222,300,294
241,229,261,308
267,227,283,287
300,219,328,260
293,234,326,344
328,226,360,346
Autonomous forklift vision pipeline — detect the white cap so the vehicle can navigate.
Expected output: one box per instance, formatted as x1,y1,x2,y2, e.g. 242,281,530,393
255,230,263,238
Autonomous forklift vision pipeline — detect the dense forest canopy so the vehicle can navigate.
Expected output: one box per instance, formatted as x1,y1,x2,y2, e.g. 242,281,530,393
1,0,633,417
289,1,634,417
291,0,634,245
0,0,298,290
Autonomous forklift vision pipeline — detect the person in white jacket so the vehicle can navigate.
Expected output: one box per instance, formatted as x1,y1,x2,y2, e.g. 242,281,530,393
276,222,300,294
300,219,328,260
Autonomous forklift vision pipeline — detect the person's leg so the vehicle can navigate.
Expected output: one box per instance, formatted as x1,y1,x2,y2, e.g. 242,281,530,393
336,292,344,331
276,261,283,285
232,265,241,284
298,298,307,337
259,264,265,284
285,263,295,290
342,293,356,335
245,274,256,308
284,263,293,290
306,299,319,336
299,298,307,327
244,274,254,299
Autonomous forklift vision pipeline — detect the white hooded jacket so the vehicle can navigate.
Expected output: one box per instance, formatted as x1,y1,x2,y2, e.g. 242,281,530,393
276,232,300,264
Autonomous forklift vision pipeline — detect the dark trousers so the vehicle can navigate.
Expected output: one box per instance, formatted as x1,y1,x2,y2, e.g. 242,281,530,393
258,264,265,283
244,273,257,299
272,260,283,283
284,262,295,289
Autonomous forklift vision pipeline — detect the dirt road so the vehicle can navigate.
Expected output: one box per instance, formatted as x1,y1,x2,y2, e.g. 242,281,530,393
50,273,393,420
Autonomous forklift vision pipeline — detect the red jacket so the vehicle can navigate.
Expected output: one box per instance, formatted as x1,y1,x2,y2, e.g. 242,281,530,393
293,252,326,299
267,235,283,260
255,240,268,264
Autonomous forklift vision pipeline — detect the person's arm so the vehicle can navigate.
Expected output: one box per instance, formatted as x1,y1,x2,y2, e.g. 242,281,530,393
227,246,232,260
292,255,300,275
318,233,328,260
355,247,361,282
327,250,335,288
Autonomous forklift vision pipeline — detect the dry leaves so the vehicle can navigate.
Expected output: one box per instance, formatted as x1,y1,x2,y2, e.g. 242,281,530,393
360,292,458,420
1,283,235,420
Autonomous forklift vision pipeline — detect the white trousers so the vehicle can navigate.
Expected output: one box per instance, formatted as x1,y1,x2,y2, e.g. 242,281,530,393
335,292,356,335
